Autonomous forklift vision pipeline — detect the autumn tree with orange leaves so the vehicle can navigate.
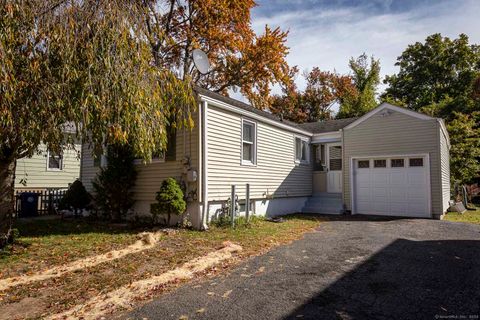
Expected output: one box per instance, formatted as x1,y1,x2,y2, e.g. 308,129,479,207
271,68,358,123
144,0,294,107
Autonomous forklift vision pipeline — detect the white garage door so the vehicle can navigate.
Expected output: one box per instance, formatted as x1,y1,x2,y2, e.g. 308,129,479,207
353,156,430,217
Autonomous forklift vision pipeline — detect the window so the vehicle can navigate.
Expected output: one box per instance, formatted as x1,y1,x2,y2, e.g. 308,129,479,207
295,137,309,164
409,158,423,167
242,120,256,165
328,145,342,170
358,160,370,168
47,151,63,170
374,159,386,168
391,159,404,168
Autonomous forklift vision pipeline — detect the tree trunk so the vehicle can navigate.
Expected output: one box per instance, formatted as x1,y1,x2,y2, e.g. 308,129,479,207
0,157,16,248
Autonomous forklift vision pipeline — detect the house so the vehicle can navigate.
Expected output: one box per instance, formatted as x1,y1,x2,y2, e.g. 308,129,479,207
80,87,451,228
15,142,81,192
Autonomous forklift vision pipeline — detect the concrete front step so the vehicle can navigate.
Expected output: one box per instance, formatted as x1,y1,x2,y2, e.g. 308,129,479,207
302,193,343,214
302,207,342,214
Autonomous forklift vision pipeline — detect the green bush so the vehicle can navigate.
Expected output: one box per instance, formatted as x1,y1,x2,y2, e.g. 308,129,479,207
7,228,19,244
59,180,91,214
93,144,137,221
151,178,186,226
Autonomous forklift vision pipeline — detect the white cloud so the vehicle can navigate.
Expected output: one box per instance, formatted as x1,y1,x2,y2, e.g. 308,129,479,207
252,0,480,94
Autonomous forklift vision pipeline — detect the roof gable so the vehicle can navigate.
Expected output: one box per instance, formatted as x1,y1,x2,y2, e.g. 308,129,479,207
344,102,434,130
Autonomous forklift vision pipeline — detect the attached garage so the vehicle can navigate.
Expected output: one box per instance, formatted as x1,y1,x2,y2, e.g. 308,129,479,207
352,155,430,217
343,103,451,219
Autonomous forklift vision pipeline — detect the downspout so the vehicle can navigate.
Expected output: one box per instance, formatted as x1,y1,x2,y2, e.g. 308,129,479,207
340,128,347,214
200,100,209,230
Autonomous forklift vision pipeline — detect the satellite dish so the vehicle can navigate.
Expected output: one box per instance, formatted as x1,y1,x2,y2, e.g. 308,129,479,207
192,49,210,74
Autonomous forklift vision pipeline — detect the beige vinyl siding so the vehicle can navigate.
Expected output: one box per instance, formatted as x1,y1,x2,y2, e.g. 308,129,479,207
80,143,101,193
80,111,200,213
15,143,81,190
133,115,200,205
343,110,443,216
206,105,312,202
439,123,451,213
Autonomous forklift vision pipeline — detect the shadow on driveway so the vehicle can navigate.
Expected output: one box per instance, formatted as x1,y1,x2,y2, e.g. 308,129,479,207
284,239,480,320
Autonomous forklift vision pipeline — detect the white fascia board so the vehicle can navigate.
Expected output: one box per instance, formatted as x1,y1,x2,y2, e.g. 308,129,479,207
344,102,434,130
199,95,313,137
311,131,341,144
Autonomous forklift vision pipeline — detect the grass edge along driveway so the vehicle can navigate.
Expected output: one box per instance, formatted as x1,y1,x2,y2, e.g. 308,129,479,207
0,214,323,319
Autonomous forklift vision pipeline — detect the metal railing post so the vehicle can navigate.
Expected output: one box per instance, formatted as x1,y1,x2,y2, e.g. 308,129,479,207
245,183,250,222
231,185,236,227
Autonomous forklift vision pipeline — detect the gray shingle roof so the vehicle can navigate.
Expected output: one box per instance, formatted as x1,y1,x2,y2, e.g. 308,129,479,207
194,87,357,134
297,117,359,133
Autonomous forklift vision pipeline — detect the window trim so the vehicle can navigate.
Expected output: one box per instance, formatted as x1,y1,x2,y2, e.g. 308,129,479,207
241,119,257,166
46,150,63,171
409,157,424,167
391,158,405,168
294,136,310,165
373,159,387,168
357,160,370,169
133,152,166,165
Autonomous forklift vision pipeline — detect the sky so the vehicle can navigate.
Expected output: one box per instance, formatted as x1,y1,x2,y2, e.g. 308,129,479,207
246,0,480,96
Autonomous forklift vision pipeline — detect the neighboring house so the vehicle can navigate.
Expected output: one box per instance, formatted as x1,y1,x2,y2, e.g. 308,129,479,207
80,87,451,229
15,142,81,191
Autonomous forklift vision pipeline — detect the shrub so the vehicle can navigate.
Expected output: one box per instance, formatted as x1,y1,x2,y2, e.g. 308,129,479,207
7,228,19,244
93,144,137,221
59,180,91,214
151,178,186,226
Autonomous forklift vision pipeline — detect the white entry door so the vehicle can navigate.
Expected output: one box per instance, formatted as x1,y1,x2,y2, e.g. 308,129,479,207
327,144,342,193
353,156,430,217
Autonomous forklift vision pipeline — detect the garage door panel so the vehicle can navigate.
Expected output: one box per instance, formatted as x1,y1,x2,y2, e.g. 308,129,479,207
407,173,426,186
389,172,406,185
372,174,388,185
390,202,407,215
354,157,429,218
372,187,387,197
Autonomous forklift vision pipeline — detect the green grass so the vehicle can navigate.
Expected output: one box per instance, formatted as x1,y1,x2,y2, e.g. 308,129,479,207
0,218,138,277
0,214,322,319
444,206,480,225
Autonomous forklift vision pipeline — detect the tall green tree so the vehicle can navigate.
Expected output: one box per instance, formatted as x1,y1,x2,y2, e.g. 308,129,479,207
0,1,196,247
337,53,381,118
383,33,480,118
447,112,480,184
383,34,480,184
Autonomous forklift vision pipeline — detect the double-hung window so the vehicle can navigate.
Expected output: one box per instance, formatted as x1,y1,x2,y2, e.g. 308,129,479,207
295,137,309,164
242,120,256,165
47,150,63,171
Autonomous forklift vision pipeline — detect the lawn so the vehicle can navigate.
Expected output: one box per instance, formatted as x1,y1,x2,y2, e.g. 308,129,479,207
0,214,322,319
444,206,480,224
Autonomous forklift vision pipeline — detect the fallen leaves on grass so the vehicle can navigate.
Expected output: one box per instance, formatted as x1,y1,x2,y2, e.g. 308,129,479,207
0,231,163,292
46,242,242,320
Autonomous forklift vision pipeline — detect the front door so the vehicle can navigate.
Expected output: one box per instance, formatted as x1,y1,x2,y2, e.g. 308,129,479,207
327,143,342,193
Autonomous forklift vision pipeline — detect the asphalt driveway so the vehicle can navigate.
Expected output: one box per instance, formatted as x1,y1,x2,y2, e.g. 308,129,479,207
125,217,480,320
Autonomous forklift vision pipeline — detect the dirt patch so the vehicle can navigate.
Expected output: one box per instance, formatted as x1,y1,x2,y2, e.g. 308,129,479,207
46,242,242,320
0,296,47,320
0,231,163,292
